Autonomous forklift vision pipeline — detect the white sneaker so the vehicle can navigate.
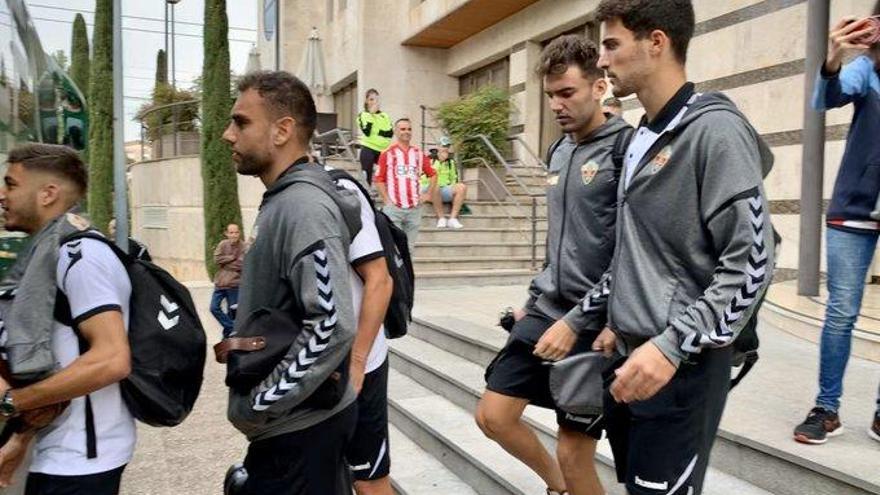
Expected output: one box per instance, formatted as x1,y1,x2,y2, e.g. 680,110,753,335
447,217,464,229
436,217,448,228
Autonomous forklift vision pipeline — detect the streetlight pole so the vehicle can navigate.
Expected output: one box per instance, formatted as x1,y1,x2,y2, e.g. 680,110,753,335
112,0,128,251
167,0,182,90
164,1,169,68
275,0,280,70
797,0,830,296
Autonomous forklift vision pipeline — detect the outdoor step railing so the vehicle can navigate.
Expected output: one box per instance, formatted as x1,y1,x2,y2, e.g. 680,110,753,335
461,157,542,270
137,99,201,161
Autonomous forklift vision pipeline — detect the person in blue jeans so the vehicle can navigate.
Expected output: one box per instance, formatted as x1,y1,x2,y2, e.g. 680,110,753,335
794,6,880,445
211,223,245,338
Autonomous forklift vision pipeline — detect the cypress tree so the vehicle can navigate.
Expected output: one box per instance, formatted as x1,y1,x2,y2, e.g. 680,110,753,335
87,0,113,232
155,49,167,87
70,14,90,101
201,0,242,277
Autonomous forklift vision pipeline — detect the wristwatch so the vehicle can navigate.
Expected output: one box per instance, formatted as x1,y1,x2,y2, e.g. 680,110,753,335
0,389,18,418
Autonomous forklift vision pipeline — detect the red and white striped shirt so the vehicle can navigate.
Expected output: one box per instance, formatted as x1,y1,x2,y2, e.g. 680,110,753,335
375,143,436,209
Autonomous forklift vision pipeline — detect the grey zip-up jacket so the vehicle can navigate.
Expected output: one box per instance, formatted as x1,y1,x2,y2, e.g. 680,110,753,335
526,116,631,332
566,93,775,367
227,164,360,441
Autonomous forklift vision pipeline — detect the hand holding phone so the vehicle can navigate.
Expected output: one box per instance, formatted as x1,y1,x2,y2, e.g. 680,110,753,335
826,16,879,72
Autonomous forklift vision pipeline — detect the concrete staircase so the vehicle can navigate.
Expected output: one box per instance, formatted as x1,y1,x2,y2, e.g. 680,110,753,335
324,154,551,287
386,317,775,495
385,285,880,495
415,162,549,287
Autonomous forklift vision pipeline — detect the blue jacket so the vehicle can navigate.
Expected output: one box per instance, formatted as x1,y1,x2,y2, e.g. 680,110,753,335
812,55,880,222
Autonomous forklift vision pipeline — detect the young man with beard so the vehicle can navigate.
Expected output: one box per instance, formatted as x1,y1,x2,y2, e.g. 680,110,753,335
568,1,776,493
222,71,359,495
0,143,134,494
474,35,630,495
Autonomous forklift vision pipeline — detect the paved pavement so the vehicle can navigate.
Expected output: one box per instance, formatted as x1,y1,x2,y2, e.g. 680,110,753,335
120,283,246,495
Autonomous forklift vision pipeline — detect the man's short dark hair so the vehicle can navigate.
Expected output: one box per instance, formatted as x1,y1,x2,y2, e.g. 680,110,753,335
237,71,317,143
536,35,604,80
7,143,87,196
597,0,695,64
603,97,622,108
394,118,411,128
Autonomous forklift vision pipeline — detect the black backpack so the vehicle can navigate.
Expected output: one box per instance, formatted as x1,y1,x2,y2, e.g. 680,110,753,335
56,231,206,441
328,169,415,339
613,126,777,389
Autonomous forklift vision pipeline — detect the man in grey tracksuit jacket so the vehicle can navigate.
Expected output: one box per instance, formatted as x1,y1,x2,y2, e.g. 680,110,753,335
569,86,775,494
530,115,630,331
228,159,361,493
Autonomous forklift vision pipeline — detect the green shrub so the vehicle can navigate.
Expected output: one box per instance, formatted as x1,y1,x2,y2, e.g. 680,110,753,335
435,85,511,168
201,0,242,279
87,0,113,233
136,84,199,142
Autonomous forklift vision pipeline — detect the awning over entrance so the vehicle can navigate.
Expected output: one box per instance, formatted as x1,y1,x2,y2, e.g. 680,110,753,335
403,0,540,48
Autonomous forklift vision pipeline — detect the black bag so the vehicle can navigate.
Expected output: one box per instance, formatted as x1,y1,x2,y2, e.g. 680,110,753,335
58,231,207,428
328,169,415,339
217,305,349,409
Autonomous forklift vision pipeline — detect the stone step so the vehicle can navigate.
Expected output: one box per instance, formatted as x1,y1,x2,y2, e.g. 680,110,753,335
388,424,479,495
762,281,880,362
414,256,543,272
388,334,777,495
388,369,595,495
416,227,547,244
413,241,538,258
414,269,537,288
419,214,548,230
401,309,880,495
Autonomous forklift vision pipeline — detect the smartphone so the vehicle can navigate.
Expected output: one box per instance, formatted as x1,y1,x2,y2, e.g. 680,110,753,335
854,15,880,45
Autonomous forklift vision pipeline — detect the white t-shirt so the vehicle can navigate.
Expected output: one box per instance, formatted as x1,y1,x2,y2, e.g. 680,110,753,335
30,238,136,476
338,179,389,374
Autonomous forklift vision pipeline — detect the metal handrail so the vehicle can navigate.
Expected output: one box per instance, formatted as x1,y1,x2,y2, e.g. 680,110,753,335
312,127,359,166
137,99,201,161
136,98,200,120
507,135,549,169
462,156,543,269
464,134,542,198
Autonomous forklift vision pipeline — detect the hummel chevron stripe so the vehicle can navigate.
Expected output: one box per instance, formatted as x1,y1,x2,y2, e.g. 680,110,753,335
253,249,337,411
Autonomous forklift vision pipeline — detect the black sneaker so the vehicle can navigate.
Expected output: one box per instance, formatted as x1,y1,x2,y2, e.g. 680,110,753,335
869,412,880,443
794,407,843,444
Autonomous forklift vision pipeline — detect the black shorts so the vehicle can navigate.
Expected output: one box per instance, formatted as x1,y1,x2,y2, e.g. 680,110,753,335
346,359,391,481
241,402,357,495
604,346,732,495
485,314,603,438
25,465,126,495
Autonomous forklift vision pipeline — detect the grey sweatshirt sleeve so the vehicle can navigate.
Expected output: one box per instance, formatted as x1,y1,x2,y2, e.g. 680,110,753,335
653,114,774,366
246,231,356,416
561,269,611,335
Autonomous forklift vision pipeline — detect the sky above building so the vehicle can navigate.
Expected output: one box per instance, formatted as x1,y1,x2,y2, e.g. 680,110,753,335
28,0,258,141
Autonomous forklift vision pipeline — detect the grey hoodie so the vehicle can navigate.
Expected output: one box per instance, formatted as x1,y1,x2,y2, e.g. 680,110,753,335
523,116,631,339
227,162,361,441
565,93,775,367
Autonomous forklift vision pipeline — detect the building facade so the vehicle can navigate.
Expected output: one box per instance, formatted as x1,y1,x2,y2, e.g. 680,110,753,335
257,0,875,275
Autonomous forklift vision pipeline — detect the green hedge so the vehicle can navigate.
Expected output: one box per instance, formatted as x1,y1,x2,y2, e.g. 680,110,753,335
87,0,113,233
201,0,242,278
436,85,511,168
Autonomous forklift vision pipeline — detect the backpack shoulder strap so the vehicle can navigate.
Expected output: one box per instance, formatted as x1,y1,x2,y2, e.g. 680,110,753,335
60,230,132,265
611,127,635,181
328,168,376,211
290,171,363,241
545,136,566,169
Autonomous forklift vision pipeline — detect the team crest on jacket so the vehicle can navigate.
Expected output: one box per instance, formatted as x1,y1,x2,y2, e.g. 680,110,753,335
581,161,600,185
650,146,672,174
